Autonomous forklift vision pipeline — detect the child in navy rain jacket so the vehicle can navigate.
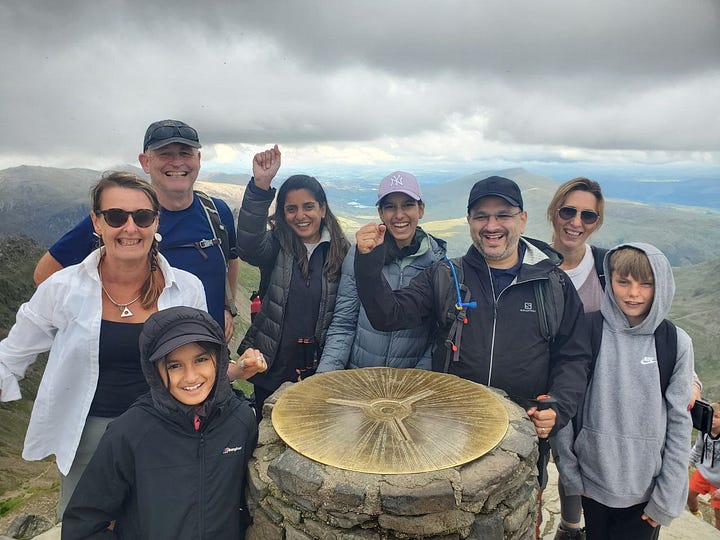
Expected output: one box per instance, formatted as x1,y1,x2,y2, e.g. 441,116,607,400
62,307,258,539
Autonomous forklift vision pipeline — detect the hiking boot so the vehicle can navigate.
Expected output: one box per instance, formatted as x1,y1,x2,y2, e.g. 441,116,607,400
554,524,586,540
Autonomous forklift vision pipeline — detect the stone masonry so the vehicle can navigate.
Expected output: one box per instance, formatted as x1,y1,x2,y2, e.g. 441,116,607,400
246,383,540,540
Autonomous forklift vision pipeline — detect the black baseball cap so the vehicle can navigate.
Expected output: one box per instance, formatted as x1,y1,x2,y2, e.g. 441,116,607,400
140,306,224,365
467,176,523,212
143,119,202,152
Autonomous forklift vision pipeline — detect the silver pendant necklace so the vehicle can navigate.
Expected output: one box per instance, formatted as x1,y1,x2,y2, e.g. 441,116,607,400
99,268,142,318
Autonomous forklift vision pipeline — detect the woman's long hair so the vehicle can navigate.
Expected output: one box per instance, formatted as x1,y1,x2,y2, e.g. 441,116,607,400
269,175,349,281
92,171,163,309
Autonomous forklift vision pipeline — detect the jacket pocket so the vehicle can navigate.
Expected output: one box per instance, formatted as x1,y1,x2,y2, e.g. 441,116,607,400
574,426,662,498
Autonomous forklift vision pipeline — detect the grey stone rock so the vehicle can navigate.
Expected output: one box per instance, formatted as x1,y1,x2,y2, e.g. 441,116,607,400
459,451,520,505
380,478,456,516
316,508,376,529
467,513,504,540
247,507,285,539
503,498,532,534
269,448,325,498
502,480,536,513
286,523,314,540
378,508,475,537
5,515,54,539
268,495,303,525
258,416,281,446
247,461,269,503
499,425,538,460
303,517,382,540
320,479,367,512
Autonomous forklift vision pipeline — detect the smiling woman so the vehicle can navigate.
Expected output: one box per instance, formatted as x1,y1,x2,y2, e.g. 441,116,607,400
0,171,207,520
233,146,350,420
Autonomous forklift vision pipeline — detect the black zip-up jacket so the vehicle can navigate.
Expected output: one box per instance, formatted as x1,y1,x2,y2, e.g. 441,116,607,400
355,237,591,432
61,393,257,539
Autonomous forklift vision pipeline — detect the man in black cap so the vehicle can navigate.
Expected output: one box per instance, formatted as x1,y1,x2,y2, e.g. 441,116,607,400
33,120,240,339
353,176,590,494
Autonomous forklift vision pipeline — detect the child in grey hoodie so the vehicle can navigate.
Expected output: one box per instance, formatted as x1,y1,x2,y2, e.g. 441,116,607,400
556,243,693,539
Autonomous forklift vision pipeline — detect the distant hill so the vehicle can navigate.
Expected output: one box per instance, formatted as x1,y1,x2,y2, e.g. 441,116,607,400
333,167,720,266
669,258,720,400
2,165,718,267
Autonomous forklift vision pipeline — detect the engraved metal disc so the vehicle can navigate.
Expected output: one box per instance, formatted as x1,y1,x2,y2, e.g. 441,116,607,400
271,367,509,474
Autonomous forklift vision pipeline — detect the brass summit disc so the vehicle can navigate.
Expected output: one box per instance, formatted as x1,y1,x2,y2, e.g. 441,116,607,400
271,367,509,474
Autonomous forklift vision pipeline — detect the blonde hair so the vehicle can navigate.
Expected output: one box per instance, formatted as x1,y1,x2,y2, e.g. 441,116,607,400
547,177,605,234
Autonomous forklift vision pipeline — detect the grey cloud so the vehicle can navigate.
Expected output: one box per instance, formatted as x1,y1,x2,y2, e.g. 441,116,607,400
0,0,717,166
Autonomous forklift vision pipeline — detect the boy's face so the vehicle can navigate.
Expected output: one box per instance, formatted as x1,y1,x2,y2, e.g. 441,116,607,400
712,412,720,435
158,342,217,406
611,272,654,327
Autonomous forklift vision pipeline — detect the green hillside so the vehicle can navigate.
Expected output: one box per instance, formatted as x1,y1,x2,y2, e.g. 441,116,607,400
670,259,720,400
0,236,50,498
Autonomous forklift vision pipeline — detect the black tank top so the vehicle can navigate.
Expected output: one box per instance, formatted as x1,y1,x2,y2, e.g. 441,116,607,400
89,320,147,417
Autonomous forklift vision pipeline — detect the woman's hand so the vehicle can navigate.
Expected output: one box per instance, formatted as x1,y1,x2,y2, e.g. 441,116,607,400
227,348,268,381
355,222,386,254
253,145,281,191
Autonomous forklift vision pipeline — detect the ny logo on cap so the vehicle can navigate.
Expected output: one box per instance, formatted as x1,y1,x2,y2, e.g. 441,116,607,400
390,174,404,186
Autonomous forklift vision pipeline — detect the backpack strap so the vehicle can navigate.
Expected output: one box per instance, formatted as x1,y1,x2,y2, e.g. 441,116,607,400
590,246,608,289
195,190,235,313
195,190,231,262
533,268,565,343
654,319,677,395
442,257,472,372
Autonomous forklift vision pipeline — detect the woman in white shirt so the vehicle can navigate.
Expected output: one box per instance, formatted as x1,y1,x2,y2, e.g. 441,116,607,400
0,171,207,517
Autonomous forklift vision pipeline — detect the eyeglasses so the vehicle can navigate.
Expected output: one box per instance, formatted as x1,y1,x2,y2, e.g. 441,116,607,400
470,210,523,223
97,208,158,228
558,206,599,225
147,125,199,144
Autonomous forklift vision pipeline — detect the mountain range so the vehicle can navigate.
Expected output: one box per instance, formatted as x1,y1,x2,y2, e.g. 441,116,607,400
2,165,719,268
0,164,718,393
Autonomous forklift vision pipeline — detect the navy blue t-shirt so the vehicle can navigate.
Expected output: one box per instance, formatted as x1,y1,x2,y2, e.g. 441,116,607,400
48,194,237,328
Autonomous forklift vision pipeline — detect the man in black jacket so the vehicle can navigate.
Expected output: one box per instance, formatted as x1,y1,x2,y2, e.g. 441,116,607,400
354,176,591,487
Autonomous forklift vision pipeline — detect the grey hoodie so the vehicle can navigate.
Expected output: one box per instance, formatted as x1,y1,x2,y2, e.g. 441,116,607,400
557,242,693,527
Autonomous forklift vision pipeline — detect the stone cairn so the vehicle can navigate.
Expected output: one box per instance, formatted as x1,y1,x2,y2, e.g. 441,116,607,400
246,383,540,540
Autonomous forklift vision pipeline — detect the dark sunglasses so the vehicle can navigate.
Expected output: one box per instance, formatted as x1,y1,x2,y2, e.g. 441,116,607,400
558,206,599,225
97,208,158,228
148,125,199,143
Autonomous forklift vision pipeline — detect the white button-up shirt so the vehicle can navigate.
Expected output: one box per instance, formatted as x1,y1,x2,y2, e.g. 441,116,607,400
0,249,206,474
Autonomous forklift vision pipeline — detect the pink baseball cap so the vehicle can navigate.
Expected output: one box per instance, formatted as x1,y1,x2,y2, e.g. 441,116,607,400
376,171,422,205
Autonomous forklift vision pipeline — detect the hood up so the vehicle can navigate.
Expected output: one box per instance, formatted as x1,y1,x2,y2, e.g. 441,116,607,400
139,306,232,420
600,242,675,335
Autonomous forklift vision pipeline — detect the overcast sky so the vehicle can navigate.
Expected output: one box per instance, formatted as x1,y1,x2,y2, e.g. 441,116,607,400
1,0,718,174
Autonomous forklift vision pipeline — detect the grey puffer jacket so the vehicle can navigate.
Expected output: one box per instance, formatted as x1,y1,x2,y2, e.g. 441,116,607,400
236,180,340,389
317,230,446,372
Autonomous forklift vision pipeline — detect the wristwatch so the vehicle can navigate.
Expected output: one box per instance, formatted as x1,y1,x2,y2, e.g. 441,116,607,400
225,303,238,317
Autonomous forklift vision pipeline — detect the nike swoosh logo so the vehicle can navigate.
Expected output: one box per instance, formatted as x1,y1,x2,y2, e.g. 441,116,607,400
640,357,656,365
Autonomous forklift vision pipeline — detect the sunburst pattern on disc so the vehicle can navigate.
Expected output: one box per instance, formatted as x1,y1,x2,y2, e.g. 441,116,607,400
271,367,509,474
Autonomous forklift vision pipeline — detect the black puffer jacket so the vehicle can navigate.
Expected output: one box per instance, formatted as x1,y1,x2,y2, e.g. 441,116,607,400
62,307,258,540
236,180,341,391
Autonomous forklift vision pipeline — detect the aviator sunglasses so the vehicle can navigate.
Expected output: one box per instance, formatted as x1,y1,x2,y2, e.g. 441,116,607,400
96,208,158,228
558,206,599,225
